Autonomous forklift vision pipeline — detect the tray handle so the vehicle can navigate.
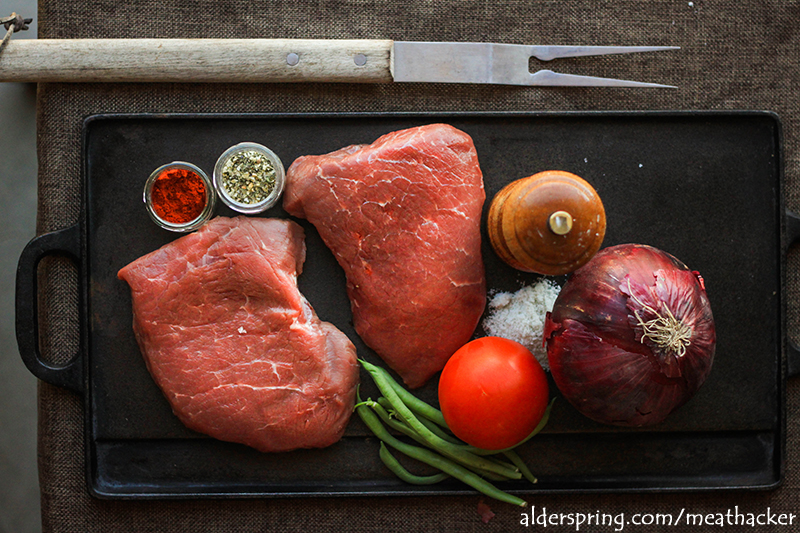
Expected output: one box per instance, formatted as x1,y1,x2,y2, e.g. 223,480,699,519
15,224,84,393
785,210,800,378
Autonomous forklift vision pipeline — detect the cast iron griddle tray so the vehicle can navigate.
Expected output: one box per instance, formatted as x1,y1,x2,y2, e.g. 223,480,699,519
16,111,797,499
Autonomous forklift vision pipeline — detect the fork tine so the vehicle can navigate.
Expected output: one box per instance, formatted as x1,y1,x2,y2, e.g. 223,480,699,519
530,45,680,62
529,69,677,88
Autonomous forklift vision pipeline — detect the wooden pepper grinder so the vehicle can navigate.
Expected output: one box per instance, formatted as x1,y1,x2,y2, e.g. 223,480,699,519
487,170,606,276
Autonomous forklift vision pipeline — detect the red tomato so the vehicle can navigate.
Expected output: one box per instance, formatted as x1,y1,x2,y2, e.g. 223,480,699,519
438,337,549,450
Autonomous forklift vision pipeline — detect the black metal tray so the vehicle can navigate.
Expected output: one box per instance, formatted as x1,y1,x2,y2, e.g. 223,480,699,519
16,111,800,499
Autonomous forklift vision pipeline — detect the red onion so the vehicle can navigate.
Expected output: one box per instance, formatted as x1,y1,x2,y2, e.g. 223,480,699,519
544,244,716,427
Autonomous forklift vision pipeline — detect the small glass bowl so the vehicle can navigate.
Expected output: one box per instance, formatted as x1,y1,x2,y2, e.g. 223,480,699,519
143,161,216,233
213,142,286,214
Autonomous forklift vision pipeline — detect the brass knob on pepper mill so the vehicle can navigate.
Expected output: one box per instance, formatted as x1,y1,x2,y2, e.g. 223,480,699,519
487,170,606,275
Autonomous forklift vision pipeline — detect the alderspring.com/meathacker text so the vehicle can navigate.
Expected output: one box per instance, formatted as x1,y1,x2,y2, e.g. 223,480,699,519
520,506,797,530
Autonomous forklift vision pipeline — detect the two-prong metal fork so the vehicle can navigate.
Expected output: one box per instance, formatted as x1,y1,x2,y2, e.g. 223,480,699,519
391,42,680,88
0,37,678,87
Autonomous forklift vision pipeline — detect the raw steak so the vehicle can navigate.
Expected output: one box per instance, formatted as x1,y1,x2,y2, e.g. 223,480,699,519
117,216,359,453
284,123,486,388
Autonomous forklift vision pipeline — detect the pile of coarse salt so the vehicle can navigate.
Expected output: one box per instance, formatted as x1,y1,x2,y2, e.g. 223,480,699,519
482,279,561,371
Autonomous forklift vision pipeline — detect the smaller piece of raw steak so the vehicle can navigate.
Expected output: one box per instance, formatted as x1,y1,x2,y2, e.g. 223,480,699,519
118,216,359,453
284,123,487,388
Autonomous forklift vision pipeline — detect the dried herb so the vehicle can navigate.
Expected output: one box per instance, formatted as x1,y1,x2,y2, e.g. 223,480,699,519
220,149,276,205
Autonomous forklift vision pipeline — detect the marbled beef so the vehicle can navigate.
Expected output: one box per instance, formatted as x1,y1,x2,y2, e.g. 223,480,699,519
284,124,486,388
118,216,359,453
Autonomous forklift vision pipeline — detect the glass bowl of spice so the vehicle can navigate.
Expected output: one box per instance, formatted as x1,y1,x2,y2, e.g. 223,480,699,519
213,142,285,214
144,161,216,232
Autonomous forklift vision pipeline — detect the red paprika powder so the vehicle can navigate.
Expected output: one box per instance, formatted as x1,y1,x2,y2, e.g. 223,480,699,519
150,167,208,224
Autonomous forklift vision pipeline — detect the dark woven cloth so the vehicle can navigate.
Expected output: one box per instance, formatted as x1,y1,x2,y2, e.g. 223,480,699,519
34,0,800,531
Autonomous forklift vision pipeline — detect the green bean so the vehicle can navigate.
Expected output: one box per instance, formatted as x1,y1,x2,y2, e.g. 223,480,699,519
365,358,550,452
503,450,537,484
365,360,448,427
369,399,426,443
375,393,538,484
364,361,532,478
355,395,527,507
358,360,548,497
368,399,515,482
376,396,397,416
360,360,521,479
371,361,554,457
376,396,462,445
415,411,462,444
378,443,450,485
374,387,540,485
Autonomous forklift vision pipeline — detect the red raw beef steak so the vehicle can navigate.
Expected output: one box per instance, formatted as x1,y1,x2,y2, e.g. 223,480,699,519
118,216,359,453
284,124,486,388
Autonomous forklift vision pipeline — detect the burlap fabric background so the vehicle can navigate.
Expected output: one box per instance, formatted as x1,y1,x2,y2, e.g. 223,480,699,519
32,1,800,531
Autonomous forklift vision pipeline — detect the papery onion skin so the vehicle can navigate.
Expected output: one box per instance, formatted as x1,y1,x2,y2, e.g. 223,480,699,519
544,244,716,427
